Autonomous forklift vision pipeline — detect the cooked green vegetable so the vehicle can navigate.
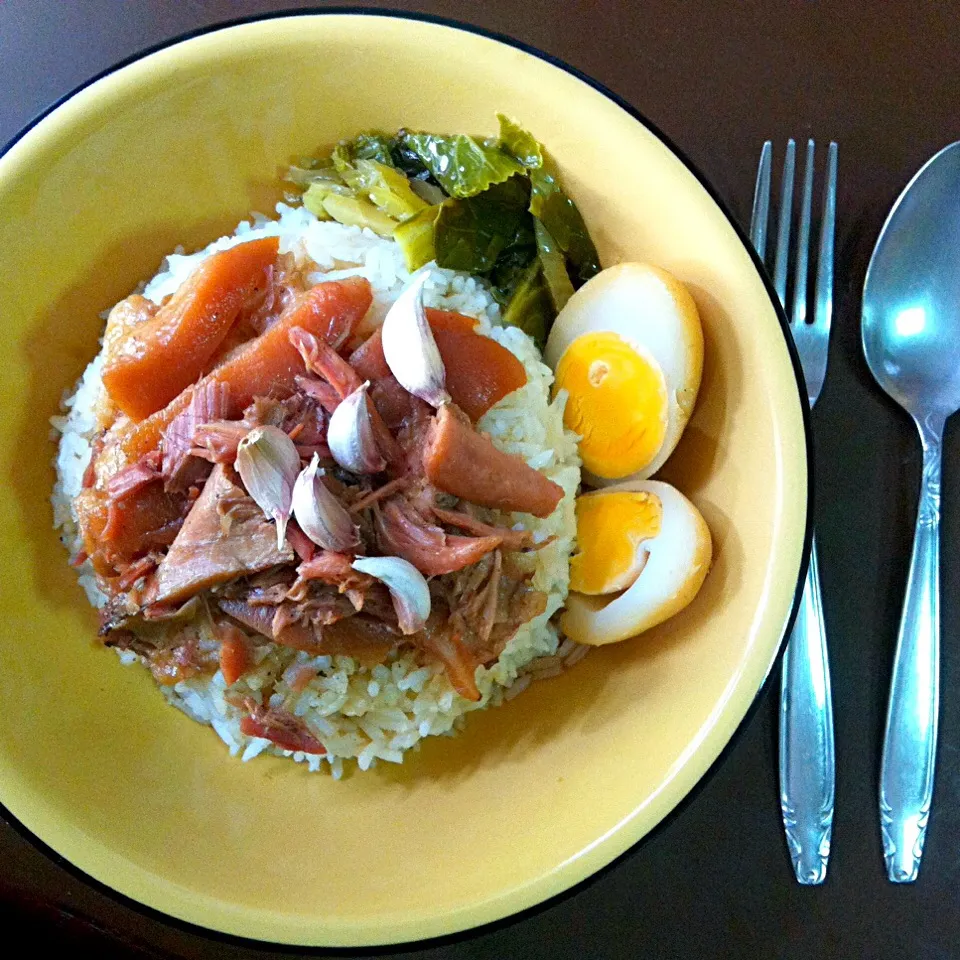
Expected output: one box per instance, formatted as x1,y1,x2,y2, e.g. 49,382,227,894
303,182,337,219
497,115,601,283
395,205,442,271
286,164,343,189
535,219,575,311
502,261,552,347
350,159,428,220
410,179,446,205
319,194,397,238
387,137,438,183
532,173,601,283
402,133,523,199
497,113,542,169
294,117,601,341
434,178,530,273
351,133,395,166
489,243,537,306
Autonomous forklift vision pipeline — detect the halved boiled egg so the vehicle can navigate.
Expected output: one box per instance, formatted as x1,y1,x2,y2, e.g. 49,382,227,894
545,262,703,485
561,480,712,646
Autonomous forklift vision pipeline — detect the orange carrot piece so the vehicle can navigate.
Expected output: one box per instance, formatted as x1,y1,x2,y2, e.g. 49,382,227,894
423,405,564,518
348,326,391,380
433,325,527,422
349,309,527,422
102,238,280,420
119,276,373,463
216,623,252,686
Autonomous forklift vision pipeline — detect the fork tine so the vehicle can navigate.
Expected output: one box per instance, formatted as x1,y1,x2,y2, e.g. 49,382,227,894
791,140,816,325
773,139,796,306
750,141,773,259
813,142,838,331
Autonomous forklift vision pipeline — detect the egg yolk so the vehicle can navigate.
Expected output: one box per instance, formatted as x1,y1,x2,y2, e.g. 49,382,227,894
569,491,663,595
554,332,667,479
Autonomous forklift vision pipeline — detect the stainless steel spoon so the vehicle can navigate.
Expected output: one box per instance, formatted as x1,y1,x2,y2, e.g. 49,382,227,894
862,141,960,883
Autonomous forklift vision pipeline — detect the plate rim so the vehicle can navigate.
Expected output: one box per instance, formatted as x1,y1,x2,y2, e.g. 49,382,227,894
0,5,814,948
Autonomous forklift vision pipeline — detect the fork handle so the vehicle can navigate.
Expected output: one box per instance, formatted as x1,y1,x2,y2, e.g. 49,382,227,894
779,533,835,884
879,429,942,882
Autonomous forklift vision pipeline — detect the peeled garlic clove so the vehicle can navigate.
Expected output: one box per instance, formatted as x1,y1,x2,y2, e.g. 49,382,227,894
236,425,301,548
327,381,387,474
351,556,431,634
292,454,360,552
381,269,450,408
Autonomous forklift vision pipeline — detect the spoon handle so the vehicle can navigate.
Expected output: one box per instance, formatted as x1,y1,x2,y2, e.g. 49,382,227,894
879,429,943,882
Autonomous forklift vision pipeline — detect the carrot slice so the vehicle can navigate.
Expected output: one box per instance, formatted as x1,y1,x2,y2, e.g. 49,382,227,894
216,623,252,686
119,276,373,463
101,238,280,420
349,309,527,421
423,405,564,518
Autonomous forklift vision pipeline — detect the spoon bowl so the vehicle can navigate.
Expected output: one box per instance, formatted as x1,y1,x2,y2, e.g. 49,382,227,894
862,139,960,883
863,141,960,423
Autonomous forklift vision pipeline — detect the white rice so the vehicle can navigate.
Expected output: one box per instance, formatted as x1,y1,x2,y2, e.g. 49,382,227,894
51,203,584,774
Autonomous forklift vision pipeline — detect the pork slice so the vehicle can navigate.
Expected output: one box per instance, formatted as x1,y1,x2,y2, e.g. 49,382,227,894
150,463,293,606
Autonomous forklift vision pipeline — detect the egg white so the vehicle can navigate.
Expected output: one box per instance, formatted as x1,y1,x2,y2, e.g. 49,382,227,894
545,262,704,484
561,479,712,646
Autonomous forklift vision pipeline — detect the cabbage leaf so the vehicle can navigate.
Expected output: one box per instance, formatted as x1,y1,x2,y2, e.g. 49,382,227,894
402,133,523,199
347,159,428,220
434,177,531,273
535,219,575,311
497,116,601,283
502,261,551,347
319,194,397,238
395,204,442,271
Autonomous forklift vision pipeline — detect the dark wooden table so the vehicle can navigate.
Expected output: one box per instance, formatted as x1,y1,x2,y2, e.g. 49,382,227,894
3,2,959,957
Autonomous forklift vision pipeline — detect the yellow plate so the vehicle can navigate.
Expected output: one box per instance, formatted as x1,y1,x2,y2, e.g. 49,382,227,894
0,12,808,947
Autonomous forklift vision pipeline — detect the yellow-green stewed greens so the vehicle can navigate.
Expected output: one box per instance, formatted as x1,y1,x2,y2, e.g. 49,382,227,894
288,115,600,345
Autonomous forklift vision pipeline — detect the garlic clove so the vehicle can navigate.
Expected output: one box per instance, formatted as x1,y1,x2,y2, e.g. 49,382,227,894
327,381,387,474
351,556,431,634
381,269,450,408
235,425,302,548
291,454,360,552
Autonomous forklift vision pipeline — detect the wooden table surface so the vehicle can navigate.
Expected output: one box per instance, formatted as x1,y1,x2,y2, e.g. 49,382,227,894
2,2,959,958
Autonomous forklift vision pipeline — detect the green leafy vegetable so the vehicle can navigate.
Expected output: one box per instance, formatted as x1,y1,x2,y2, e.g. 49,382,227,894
497,113,542,169
314,142,429,223
302,180,354,219
434,177,530,273
490,245,537,306
535,219,575,311
387,137,438,182
410,179,446,205
351,133,395,166
330,143,355,177
497,116,601,283
286,165,343,189
532,174,601,283
350,159,428,220
502,261,552,347
395,205,442,271
402,133,523,199
319,194,398,238
293,118,602,343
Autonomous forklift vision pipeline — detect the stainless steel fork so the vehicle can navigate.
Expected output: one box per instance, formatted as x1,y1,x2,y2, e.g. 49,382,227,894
751,139,838,884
